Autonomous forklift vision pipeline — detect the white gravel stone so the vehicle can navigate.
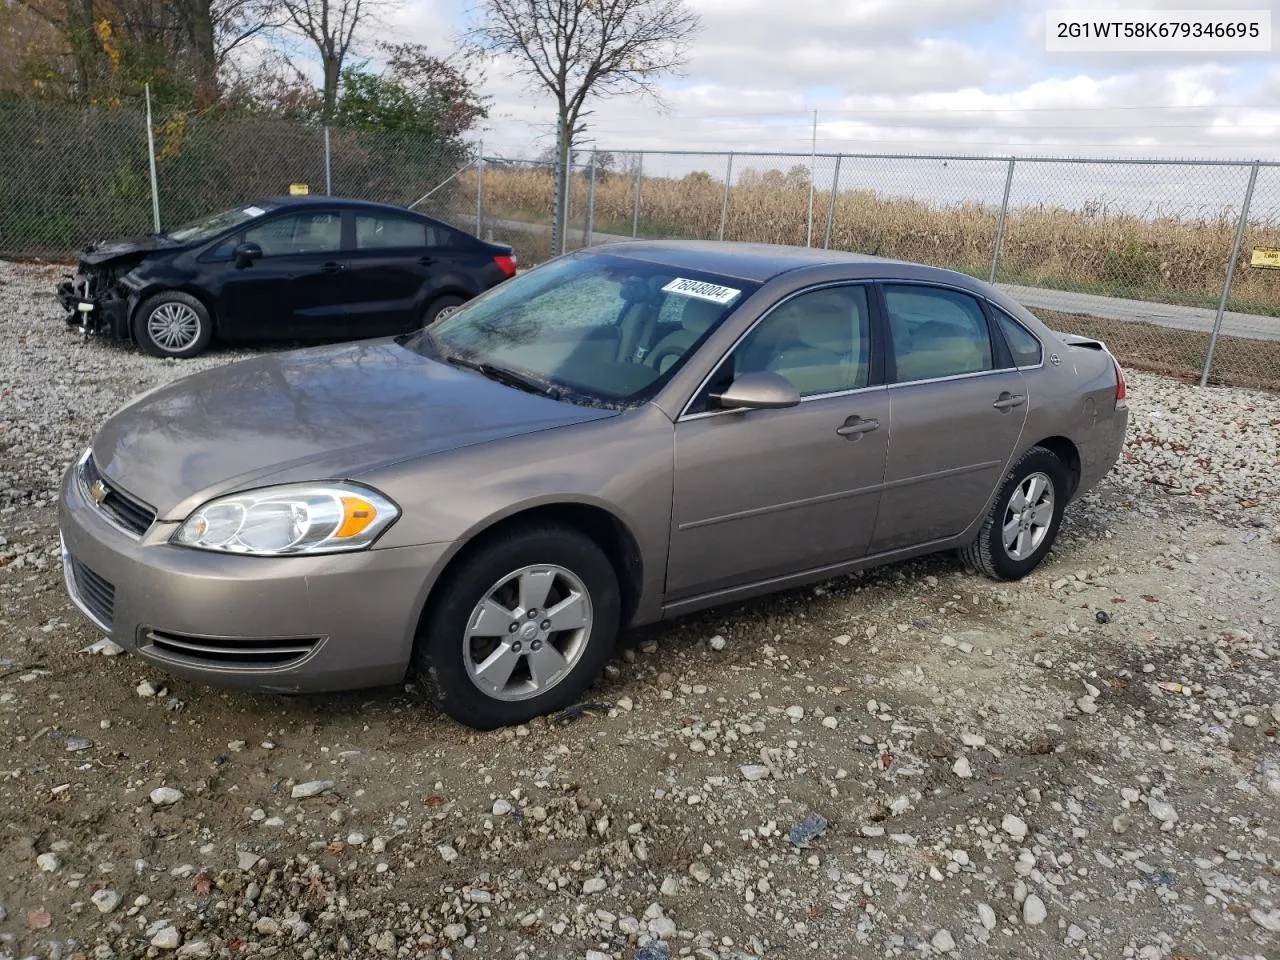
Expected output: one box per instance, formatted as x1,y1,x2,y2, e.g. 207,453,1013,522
290,780,334,799
739,764,770,781
36,853,60,872
1022,893,1047,925
150,787,183,806
1147,797,1179,825
1001,814,1028,840
582,877,607,895
976,903,996,930
785,705,804,720
931,929,956,952
709,634,726,651
91,889,121,913
492,798,513,816
150,926,181,950
952,756,973,779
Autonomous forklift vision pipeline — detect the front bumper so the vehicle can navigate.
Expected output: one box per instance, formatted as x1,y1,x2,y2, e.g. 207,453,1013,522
57,465,451,693
56,275,130,339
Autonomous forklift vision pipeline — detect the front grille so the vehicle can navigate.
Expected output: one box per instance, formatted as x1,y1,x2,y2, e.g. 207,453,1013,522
69,556,115,628
141,630,321,670
82,456,156,536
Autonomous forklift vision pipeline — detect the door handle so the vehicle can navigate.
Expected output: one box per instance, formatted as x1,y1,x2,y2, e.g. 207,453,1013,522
993,392,1026,410
321,261,346,273
417,256,437,266
836,416,880,439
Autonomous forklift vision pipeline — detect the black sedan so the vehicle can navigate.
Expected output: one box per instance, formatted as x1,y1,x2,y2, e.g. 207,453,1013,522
56,197,517,358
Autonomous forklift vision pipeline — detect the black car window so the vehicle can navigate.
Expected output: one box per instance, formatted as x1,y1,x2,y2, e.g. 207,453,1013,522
244,212,342,256
884,285,994,383
992,307,1043,367
355,214,438,249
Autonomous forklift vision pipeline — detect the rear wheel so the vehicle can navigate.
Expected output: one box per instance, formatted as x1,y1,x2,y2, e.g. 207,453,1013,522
422,294,467,327
134,291,213,358
415,524,620,729
960,446,1069,581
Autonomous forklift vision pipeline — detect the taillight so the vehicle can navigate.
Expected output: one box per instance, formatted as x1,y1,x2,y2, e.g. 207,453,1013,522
494,254,516,278
1112,356,1127,407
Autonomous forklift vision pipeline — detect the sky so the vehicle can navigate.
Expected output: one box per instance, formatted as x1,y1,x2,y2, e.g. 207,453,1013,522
377,0,1280,165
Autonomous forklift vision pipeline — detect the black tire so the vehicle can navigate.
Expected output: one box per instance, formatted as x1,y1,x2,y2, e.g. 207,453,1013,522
133,291,213,359
959,446,1070,581
415,524,621,729
421,294,467,327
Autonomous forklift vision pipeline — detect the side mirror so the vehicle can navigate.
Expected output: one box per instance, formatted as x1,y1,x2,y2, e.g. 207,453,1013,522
711,371,800,410
233,241,262,268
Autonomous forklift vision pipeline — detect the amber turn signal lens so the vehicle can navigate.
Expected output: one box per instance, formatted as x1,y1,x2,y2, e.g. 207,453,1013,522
336,497,378,539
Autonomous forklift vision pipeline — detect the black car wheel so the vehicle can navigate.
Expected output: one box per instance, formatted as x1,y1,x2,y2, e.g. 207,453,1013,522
134,291,213,359
959,446,1070,581
415,524,621,729
422,295,467,327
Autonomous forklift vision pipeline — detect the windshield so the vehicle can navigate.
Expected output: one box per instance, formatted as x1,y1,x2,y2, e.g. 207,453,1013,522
416,252,758,408
165,203,278,243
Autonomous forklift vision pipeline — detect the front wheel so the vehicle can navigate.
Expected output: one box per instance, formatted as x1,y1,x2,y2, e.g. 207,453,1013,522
959,446,1069,581
133,291,213,358
415,524,621,729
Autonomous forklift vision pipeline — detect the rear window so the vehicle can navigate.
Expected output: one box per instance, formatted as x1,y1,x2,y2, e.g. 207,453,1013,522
356,214,451,249
993,308,1043,367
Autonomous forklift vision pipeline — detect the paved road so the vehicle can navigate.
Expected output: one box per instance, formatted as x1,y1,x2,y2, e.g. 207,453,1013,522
469,216,1279,342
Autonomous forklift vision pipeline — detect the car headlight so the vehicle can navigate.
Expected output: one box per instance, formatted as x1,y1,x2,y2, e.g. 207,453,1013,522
173,483,399,555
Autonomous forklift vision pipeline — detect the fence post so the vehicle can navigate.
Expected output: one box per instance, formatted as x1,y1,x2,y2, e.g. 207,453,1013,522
475,141,484,238
144,83,161,232
324,126,332,195
989,157,1015,283
1200,160,1259,387
718,153,734,241
584,148,597,246
822,154,842,249
631,154,643,238
551,118,565,257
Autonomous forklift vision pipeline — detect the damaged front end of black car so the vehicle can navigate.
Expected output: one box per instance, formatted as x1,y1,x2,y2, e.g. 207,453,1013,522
55,240,155,340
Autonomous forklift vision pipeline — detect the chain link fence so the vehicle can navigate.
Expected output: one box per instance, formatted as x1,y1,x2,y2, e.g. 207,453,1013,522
2,98,1277,391
0,98,474,259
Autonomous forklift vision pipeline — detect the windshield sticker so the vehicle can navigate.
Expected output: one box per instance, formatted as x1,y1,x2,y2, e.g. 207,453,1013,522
242,206,266,217
662,277,741,305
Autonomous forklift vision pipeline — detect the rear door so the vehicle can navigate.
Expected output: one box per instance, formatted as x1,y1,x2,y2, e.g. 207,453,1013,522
342,213,488,334
868,283,1028,554
214,210,347,339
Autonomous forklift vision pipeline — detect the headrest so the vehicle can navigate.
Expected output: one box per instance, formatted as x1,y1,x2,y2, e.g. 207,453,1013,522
681,297,723,334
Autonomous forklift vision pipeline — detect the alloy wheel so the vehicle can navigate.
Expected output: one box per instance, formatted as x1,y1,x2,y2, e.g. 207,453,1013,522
146,302,202,351
462,564,592,702
1002,471,1054,561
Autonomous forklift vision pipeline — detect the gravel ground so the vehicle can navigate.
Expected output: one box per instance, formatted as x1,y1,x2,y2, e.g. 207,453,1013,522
0,259,1278,960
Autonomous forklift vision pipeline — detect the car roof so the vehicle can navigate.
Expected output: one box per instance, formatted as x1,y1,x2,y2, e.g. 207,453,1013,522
592,239,989,291
256,196,426,217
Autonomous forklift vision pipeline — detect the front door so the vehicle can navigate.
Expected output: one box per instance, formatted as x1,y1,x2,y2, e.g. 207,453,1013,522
216,210,348,339
667,284,889,600
869,283,1028,553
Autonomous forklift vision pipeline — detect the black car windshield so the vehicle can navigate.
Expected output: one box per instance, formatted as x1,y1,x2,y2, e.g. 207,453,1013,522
165,203,279,243
417,252,758,408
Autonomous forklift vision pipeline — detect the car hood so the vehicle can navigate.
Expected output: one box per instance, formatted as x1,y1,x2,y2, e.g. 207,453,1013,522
79,236,177,267
91,339,617,520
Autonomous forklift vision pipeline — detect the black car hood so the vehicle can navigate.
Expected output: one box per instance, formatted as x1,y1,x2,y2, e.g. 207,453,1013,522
91,339,618,520
79,236,177,267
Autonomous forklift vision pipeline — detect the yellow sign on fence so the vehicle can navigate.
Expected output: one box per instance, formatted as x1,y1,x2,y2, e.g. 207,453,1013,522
288,183,309,196
1250,247,1280,269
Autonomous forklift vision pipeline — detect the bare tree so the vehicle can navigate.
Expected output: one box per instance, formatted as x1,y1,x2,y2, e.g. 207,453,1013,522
277,0,371,118
469,0,699,246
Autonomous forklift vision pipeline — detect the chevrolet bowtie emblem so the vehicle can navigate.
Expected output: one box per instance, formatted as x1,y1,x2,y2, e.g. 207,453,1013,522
89,479,108,505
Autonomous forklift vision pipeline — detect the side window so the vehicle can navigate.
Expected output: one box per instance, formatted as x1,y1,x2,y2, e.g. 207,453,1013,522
355,214,429,250
244,212,342,256
884,285,993,383
993,308,1043,367
693,285,870,411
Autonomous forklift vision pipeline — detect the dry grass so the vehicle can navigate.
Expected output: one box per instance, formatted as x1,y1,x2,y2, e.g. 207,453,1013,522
465,167,1280,316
